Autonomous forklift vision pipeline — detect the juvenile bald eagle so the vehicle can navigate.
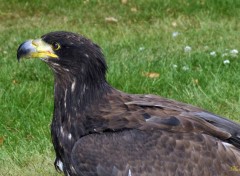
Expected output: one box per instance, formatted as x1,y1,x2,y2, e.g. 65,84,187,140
17,31,240,176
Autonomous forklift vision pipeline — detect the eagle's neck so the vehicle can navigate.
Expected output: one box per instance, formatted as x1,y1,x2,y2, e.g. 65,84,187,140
53,74,112,135
51,74,112,173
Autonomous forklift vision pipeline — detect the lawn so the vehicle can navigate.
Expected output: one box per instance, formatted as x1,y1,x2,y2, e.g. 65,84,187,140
0,0,240,175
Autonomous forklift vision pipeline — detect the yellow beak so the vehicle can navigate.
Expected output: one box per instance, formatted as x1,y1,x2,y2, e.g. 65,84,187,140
17,38,58,61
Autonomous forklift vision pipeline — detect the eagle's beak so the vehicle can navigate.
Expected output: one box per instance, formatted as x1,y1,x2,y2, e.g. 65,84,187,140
17,39,58,61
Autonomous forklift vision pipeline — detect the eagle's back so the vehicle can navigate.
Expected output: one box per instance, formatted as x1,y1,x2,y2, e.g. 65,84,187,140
71,129,240,176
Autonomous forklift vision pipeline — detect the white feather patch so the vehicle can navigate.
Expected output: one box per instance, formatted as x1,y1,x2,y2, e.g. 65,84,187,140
222,142,234,148
128,169,132,176
60,126,64,135
56,160,64,171
64,89,68,109
68,133,72,140
71,79,76,92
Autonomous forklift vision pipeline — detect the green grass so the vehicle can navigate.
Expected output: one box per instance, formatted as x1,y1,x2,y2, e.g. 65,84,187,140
0,0,240,175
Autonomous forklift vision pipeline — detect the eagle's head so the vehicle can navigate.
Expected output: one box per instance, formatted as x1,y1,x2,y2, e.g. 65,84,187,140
17,31,107,83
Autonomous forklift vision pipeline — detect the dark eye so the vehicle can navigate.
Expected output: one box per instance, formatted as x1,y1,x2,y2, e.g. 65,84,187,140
52,42,61,50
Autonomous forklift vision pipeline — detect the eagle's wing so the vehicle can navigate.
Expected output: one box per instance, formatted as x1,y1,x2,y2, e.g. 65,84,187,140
125,94,240,148
70,93,240,176
87,93,240,146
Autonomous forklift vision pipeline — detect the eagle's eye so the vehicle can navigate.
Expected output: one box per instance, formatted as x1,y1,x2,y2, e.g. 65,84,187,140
52,42,61,51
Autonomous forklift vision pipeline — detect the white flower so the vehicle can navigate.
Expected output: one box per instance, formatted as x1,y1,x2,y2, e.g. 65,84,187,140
172,64,178,68
223,60,230,64
139,47,145,51
172,32,180,38
184,46,192,52
182,66,189,71
230,49,238,57
230,49,238,55
210,51,216,57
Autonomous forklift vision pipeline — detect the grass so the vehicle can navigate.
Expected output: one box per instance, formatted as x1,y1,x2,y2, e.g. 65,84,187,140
0,0,240,175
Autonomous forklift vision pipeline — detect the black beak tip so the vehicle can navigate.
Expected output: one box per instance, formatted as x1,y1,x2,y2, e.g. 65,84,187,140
17,42,24,61
17,41,30,61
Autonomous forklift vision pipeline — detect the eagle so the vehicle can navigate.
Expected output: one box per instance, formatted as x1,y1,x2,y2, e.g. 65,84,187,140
17,31,240,176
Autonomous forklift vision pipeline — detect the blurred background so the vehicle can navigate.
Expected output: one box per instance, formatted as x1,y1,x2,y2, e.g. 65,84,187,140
0,0,240,175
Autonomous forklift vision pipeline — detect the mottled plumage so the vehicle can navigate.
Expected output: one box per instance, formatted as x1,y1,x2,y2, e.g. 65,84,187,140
17,31,240,176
